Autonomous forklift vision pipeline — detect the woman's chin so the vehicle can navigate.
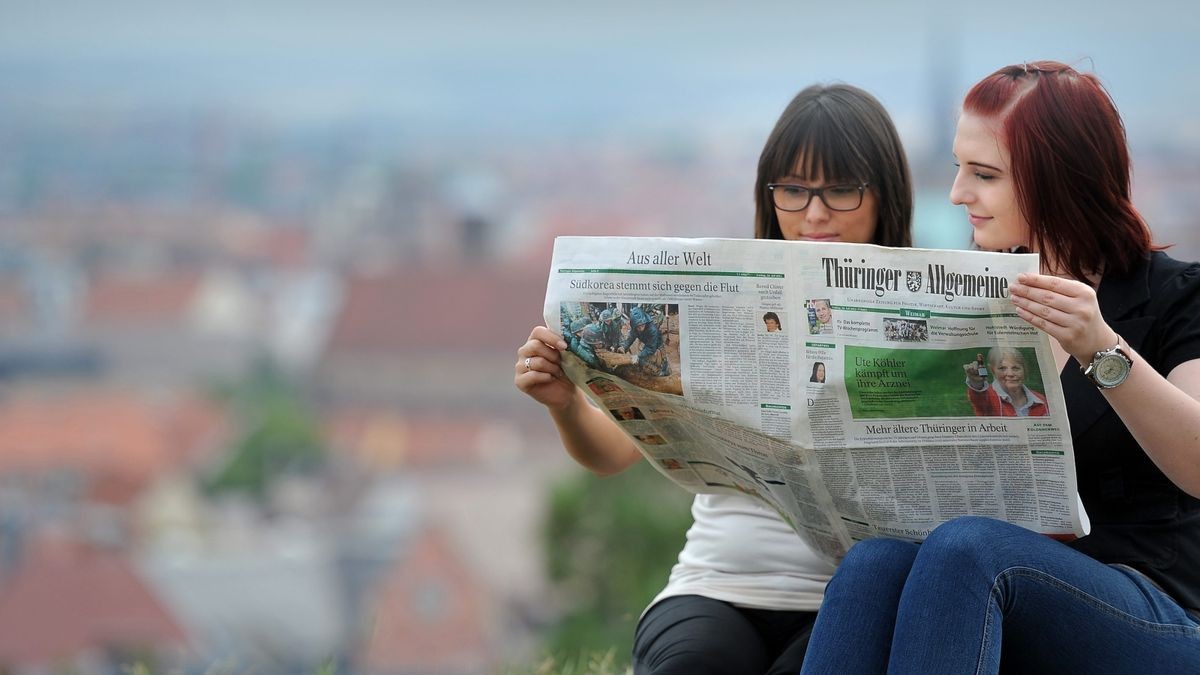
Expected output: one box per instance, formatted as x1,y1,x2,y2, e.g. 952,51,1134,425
973,234,1026,253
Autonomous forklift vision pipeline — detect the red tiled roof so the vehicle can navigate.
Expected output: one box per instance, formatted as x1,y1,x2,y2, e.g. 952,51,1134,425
224,226,310,268
323,263,548,358
83,271,203,324
0,281,26,322
0,390,226,504
358,528,488,672
255,227,310,268
0,533,188,665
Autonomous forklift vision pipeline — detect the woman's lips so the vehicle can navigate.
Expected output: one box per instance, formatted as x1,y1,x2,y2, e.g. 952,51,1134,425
801,234,839,241
968,214,991,227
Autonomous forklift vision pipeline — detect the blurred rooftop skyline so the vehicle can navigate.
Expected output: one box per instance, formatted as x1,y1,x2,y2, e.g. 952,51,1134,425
4,1,1200,156
3,4,1200,670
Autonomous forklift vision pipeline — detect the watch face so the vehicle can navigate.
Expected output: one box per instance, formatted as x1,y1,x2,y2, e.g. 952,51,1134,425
1095,353,1131,386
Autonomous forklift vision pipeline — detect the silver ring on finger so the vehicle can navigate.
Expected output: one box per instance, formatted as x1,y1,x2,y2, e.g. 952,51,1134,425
524,357,532,372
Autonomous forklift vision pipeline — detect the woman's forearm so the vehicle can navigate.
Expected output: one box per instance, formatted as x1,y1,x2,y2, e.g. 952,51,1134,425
1101,352,1200,498
549,387,643,476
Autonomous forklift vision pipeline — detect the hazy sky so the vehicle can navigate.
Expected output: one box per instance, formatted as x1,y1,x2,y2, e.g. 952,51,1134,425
3,1,1200,151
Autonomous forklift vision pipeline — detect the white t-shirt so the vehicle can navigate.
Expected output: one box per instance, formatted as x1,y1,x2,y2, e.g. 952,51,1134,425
647,493,835,613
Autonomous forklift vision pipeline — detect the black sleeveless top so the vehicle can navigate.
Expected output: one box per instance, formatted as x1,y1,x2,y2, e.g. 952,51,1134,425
1064,251,1200,612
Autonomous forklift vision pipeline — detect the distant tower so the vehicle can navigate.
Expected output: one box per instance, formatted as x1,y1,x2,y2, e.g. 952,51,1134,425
926,21,961,166
459,214,488,260
445,169,501,261
28,253,79,341
913,17,971,250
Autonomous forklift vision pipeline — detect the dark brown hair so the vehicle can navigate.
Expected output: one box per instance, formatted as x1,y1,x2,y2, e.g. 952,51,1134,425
963,61,1153,279
754,84,912,247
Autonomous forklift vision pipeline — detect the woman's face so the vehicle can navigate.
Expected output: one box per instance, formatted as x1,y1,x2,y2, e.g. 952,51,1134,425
765,317,780,332
776,161,878,244
993,356,1026,393
816,363,826,381
813,301,832,324
949,112,1031,252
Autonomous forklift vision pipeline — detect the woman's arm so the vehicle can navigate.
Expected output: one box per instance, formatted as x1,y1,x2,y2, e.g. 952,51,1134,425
515,325,642,476
1011,273,1200,497
962,360,993,415
548,387,644,475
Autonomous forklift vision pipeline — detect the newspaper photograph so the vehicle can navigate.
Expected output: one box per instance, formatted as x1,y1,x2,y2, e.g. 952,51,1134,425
544,236,1088,561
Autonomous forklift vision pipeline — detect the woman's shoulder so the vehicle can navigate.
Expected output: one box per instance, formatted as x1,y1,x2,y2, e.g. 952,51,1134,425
1147,250,1200,285
1137,251,1200,373
1142,251,1200,312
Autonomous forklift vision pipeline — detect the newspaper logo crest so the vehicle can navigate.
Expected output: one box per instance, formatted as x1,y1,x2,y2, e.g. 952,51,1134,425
905,270,923,293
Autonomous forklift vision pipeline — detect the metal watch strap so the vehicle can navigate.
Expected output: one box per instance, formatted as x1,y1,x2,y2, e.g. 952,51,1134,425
1081,338,1133,389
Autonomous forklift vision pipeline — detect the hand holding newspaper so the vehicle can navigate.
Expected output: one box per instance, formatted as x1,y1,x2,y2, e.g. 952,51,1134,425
545,236,1088,562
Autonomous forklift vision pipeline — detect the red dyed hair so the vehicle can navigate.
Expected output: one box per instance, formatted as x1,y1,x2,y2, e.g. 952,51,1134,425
963,61,1153,280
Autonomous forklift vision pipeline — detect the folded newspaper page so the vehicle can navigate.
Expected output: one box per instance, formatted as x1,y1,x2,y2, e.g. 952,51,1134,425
544,236,1088,561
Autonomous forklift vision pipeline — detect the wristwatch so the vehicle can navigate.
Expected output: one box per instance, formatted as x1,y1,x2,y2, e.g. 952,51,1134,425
1081,341,1133,389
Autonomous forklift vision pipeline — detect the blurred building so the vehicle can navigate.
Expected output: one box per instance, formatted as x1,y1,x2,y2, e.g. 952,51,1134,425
0,532,189,673
6,22,1199,669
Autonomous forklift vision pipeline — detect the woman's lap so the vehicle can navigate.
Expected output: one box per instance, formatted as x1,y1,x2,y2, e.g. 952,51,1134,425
633,594,816,675
803,517,1200,674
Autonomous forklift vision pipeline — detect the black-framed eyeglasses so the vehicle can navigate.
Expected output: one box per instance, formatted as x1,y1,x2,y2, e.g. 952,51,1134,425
767,182,870,212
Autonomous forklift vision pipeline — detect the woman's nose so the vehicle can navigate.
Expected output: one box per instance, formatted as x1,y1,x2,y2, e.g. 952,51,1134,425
949,173,971,205
805,195,831,223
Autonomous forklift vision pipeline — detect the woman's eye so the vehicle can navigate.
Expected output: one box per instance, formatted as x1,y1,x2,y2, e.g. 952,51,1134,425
974,172,996,181
828,186,857,196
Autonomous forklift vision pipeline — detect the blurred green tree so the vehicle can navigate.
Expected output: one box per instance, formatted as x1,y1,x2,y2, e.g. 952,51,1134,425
203,358,325,499
542,461,693,663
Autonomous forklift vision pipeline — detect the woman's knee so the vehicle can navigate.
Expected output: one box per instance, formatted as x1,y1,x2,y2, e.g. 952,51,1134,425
917,516,1021,573
634,596,768,675
832,538,919,588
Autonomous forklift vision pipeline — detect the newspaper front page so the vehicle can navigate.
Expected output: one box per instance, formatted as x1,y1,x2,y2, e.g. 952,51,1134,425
544,236,1088,561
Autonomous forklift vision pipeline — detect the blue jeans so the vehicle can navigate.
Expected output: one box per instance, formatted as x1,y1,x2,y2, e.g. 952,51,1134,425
801,517,1200,674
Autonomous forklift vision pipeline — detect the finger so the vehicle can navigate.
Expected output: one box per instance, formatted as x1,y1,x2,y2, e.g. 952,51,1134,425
1010,294,1075,329
1015,280,1103,326
1014,273,1085,297
516,369,558,387
1013,304,1071,334
514,370,559,395
530,325,568,350
518,338,562,364
515,353,538,376
1009,283,1075,313
520,354,565,378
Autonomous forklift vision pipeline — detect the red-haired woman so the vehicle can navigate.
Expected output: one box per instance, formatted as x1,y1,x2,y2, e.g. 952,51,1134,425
802,61,1200,673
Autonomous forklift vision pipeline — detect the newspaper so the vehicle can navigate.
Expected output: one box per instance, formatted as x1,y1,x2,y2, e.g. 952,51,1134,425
544,236,1089,562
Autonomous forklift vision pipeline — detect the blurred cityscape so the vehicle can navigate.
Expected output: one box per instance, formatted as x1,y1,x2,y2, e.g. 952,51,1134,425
2,2,1200,673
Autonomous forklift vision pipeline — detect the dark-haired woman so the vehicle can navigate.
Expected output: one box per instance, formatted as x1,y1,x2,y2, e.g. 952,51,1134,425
516,83,913,674
809,362,826,384
764,311,782,332
802,61,1200,674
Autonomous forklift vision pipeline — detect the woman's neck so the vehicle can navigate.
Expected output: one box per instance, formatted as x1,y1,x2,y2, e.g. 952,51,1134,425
1038,254,1104,287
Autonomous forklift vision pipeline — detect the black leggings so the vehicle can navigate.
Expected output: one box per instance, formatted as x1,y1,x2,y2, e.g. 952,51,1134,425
632,595,818,675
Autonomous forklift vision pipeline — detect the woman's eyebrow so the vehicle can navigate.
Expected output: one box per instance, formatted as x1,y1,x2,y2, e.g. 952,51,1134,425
966,161,1004,172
